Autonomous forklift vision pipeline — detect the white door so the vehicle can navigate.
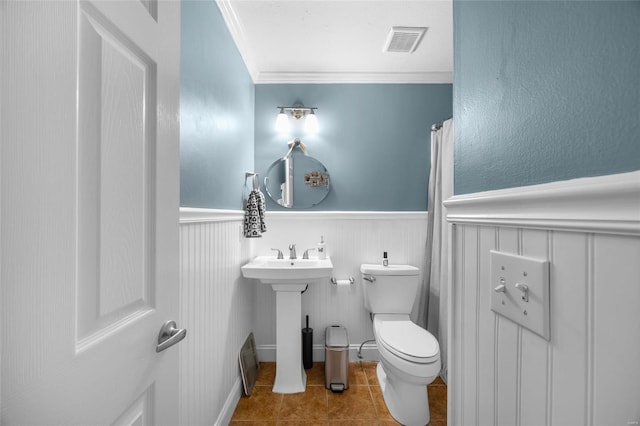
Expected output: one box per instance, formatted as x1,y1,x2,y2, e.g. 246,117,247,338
1,0,181,424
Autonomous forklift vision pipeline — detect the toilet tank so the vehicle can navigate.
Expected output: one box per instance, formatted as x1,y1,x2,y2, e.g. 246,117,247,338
360,264,420,314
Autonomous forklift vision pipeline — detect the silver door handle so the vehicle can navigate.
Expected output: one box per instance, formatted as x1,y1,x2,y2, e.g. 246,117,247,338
156,320,187,353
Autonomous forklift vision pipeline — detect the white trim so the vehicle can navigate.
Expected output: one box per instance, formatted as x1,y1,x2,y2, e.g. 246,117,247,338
255,71,453,85
180,208,427,224
256,343,380,363
214,376,243,426
179,208,244,224
215,0,260,82
444,171,640,235
265,211,428,221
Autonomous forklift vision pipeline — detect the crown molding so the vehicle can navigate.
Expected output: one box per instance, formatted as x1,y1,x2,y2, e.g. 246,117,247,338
215,0,260,82
444,171,640,236
255,71,453,84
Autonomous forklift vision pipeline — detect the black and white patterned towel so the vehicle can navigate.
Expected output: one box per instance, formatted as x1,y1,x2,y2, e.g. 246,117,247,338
244,189,267,238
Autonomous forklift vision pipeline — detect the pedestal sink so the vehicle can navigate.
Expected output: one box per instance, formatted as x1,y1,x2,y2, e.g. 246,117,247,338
241,256,333,393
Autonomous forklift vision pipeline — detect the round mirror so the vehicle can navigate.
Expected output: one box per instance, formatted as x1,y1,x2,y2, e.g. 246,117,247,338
264,151,330,208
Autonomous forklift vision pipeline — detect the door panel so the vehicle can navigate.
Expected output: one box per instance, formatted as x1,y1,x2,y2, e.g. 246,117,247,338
112,386,155,426
1,0,180,423
77,2,156,345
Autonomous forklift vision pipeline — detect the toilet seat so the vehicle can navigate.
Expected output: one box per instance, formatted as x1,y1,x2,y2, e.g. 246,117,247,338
378,321,439,364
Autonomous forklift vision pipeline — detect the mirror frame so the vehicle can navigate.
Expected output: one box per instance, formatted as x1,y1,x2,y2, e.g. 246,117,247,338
263,153,330,209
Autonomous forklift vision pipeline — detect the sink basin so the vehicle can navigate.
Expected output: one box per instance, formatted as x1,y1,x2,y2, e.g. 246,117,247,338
240,255,333,393
241,256,333,284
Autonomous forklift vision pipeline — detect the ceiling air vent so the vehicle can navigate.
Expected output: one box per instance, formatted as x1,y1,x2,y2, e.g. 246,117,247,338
383,26,428,53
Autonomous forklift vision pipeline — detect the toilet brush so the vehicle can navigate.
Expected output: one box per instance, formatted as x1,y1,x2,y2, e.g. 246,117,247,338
302,315,313,369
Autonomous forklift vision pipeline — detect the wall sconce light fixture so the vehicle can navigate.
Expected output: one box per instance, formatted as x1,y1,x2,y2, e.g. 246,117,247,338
275,104,319,134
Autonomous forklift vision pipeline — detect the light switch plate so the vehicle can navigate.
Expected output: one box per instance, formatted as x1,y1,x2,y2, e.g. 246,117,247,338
490,250,550,340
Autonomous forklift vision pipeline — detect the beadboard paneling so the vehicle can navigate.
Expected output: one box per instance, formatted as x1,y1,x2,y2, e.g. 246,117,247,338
447,173,640,426
178,212,253,425
251,212,428,360
452,225,640,425
177,209,427,423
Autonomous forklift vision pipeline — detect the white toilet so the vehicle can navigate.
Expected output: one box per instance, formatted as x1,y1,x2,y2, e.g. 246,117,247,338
360,263,441,426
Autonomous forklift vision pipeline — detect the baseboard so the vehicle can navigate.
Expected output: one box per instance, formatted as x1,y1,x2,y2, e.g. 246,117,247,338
214,376,243,426
256,343,380,362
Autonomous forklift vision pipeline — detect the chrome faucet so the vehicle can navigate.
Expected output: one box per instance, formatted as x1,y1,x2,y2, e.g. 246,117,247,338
302,248,316,259
270,248,284,259
289,244,297,260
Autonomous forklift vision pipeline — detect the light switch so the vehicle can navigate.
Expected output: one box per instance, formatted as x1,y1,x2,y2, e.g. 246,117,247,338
490,250,550,340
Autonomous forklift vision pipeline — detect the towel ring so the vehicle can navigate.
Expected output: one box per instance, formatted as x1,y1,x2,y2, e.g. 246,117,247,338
243,172,260,205
245,172,259,190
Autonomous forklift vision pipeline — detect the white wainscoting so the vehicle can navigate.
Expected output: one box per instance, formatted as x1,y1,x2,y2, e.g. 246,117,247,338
251,211,428,361
178,209,254,426
445,171,640,426
177,208,428,422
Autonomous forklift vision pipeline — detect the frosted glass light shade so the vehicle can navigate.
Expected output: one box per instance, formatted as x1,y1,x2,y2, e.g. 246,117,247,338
276,110,290,133
304,111,319,134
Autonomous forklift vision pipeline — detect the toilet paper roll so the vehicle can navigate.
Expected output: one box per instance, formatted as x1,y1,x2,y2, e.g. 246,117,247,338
334,279,351,287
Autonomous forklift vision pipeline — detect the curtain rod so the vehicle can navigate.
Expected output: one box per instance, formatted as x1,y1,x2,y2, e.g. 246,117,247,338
431,114,453,131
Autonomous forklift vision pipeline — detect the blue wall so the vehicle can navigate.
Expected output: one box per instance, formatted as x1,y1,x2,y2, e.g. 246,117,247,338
453,1,640,195
180,0,255,209
255,84,452,211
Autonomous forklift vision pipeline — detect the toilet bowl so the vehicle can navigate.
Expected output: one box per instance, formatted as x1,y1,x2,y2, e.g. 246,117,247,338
374,314,440,425
361,264,441,426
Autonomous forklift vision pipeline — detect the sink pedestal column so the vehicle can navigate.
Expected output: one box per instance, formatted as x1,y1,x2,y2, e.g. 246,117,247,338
272,283,307,393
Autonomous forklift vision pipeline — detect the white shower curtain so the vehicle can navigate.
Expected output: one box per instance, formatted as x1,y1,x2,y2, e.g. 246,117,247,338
417,118,453,382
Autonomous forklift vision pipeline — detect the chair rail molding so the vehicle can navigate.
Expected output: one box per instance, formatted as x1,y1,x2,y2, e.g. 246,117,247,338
180,207,245,223
444,171,640,235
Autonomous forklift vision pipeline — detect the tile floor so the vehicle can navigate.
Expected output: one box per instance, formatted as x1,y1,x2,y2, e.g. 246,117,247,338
230,361,447,425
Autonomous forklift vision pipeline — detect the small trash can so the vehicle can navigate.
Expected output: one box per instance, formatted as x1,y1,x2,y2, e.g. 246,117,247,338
325,325,349,392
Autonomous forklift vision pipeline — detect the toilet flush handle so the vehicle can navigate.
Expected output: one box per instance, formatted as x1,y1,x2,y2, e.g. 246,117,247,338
363,275,376,283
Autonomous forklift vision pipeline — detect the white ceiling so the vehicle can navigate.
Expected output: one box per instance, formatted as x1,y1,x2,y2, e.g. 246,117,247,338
216,0,453,84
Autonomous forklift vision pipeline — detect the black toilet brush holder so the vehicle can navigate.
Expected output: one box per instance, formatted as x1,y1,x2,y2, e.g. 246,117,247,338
302,315,313,369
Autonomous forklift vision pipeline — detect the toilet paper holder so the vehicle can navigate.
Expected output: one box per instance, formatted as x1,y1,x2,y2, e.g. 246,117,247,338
330,277,354,285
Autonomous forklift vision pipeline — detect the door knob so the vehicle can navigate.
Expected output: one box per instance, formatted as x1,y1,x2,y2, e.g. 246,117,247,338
156,320,187,353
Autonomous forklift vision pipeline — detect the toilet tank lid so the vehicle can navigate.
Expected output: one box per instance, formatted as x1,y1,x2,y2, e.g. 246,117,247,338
360,264,419,276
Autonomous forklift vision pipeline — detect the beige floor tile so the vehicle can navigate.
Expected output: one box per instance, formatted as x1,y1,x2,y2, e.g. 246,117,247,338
369,385,394,421
360,362,379,386
305,362,326,386
348,363,368,386
327,385,377,420
232,385,283,421
231,361,447,425
279,385,328,421
429,375,446,386
428,385,447,421
255,362,277,386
